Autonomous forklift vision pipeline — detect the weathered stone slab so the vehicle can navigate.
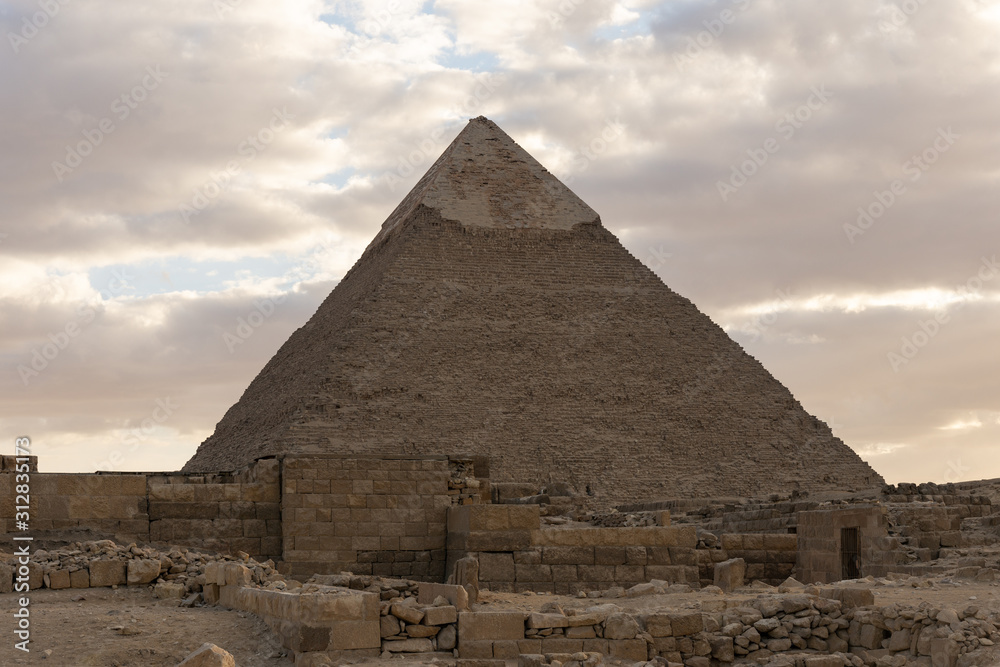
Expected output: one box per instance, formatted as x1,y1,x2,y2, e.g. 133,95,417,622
383,637,434,653
418,582,470,610
526,612,568,629
89,560,126,587
458,611,526,641
46,569,71,590
423,605,458,625
127,558,161,586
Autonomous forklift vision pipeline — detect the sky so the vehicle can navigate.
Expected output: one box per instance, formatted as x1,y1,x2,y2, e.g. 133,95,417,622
1,0,998,485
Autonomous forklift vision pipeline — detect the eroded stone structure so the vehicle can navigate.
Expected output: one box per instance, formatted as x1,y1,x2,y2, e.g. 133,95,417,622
181,116,882,504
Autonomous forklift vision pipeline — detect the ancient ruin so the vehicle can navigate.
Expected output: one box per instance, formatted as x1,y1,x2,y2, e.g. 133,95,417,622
3,119,999,667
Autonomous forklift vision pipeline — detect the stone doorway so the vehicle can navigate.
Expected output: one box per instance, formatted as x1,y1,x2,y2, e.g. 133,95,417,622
841,526,860,579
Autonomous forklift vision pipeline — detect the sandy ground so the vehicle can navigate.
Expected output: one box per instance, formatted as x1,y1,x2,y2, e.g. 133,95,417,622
0,586,292,667
2,577,998,667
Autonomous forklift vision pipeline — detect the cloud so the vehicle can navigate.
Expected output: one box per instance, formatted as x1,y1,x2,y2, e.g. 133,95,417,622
2,0,998,485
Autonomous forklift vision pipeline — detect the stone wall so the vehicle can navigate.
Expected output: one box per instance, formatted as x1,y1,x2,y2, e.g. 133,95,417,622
796,506,904,584
280,456,451,581
448,505,701,592
0,471,148,541
148,458,282,562
0,459,280,563
693,534,798,587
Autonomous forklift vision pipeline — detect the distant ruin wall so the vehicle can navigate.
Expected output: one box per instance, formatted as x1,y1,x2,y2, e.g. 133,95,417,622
447,505,702,592
796,505,905,584
0,471,149,541
0,459,281,563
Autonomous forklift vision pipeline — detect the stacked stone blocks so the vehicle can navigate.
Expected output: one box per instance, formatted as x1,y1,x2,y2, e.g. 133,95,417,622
281,456,451,580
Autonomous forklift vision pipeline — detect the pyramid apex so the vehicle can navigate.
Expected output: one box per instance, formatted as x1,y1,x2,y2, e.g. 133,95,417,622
381,117,600,234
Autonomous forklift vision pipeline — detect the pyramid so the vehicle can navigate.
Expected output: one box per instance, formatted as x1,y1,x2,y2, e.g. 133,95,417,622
182,116,884,503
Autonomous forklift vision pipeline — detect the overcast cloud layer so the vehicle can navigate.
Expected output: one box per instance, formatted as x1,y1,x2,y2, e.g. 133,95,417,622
2,0,998,484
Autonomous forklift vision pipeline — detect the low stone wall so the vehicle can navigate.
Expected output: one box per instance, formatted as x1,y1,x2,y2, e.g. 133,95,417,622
209,565,382,664
281,456,451,581
448,505,701,593
453,588,999,666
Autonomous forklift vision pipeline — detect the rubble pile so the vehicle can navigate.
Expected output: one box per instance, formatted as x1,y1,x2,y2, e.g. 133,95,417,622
0,539,282,602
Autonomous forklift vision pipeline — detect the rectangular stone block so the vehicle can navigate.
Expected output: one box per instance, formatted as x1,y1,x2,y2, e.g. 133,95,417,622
457,640,493,659
492,640,520,659
464,531,533,552
667,612,703,636
594,546,627,565
540,637,583,653
578,565,615,582
609,639,647,662
326,620,381,650
89,560,126,587
423,605,458,625
542,546,594,565
479,552,515,582
70,569,90,588
515,564,552,582
46,569,71,590
459,612,526,641
614,565,644,582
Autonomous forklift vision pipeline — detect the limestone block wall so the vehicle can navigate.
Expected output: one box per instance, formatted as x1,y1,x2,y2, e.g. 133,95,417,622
797,506,904,584
693,534,798,586
147,458,282,562
448,505,701,592
0,471,148,540
720,500,819,534
281,456,451,581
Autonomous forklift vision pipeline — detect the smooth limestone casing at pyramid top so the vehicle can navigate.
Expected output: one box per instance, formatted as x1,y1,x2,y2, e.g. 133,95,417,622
183,116,884,503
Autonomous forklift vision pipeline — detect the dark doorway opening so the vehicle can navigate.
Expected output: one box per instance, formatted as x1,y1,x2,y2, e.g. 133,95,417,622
841,526,860,580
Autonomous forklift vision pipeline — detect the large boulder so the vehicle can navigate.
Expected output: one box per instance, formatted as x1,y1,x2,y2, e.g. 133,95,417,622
127,559,161,586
